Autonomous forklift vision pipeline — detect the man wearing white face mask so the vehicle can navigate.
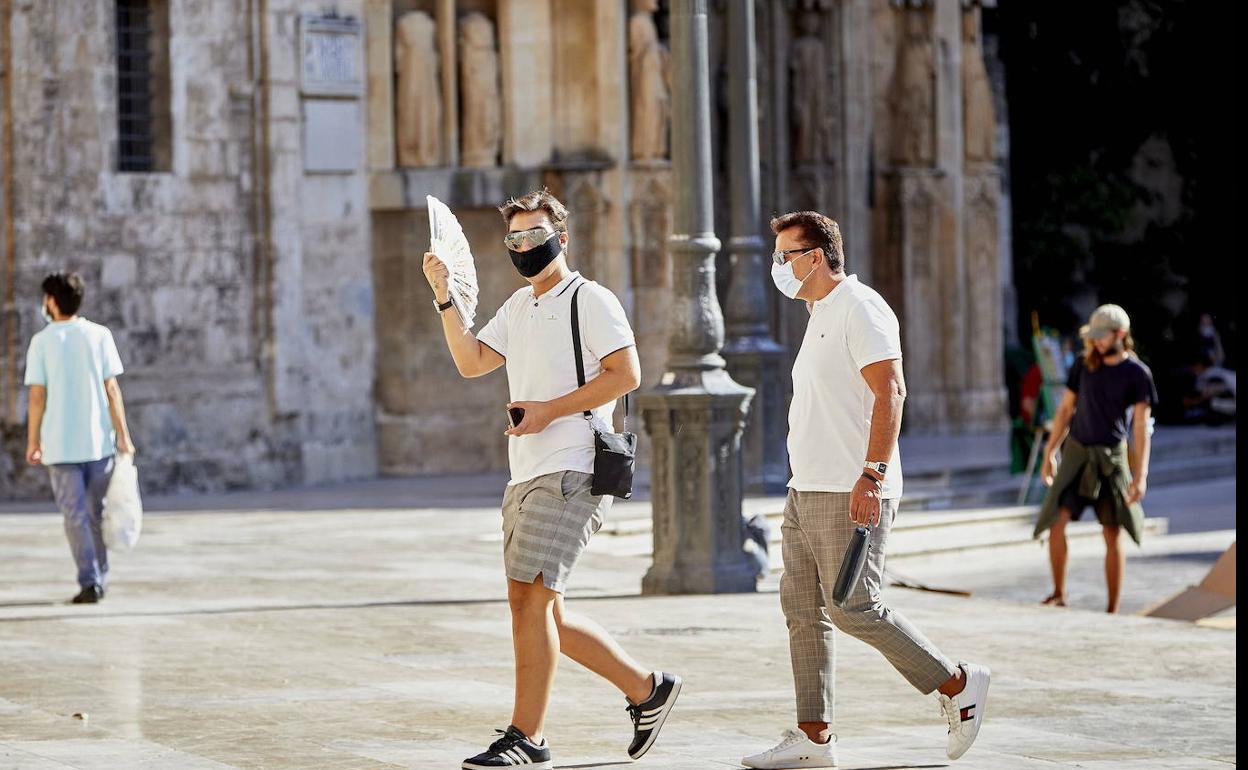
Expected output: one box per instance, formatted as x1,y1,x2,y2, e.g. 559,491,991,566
743,212,989,769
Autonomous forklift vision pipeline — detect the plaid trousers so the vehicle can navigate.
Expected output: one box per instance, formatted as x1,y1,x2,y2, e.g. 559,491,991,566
780,489,957,723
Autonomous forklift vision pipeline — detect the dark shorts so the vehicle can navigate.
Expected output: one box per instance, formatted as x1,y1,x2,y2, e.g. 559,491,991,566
1057,482,1118,529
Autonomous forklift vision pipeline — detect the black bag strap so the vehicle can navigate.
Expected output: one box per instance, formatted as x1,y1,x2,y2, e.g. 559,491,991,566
570,285,592,420
570,284,629,428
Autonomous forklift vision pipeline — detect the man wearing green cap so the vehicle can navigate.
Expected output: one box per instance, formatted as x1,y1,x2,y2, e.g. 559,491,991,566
1035,304,1159,613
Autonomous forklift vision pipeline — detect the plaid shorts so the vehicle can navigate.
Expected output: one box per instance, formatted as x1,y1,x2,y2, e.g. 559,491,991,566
501,470,610,593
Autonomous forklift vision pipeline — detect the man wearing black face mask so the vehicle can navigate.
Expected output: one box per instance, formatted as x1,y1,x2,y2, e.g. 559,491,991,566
422,189,681,770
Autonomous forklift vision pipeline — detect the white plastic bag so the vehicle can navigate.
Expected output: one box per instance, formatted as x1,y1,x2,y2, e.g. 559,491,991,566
103,453,143,550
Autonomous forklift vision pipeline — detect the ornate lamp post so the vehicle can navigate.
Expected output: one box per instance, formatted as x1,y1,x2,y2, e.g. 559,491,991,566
722,0,787,493
638,0,757,595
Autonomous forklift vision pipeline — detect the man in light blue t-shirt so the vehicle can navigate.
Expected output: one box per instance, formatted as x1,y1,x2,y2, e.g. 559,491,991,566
24,272,136,604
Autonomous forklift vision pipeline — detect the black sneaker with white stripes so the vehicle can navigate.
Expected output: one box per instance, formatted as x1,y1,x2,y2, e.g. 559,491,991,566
462,726,552,770
626,671,683,760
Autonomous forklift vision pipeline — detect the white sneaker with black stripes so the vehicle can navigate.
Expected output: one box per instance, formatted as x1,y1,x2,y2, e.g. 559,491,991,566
462,726,552,769
938,661,990,760
626,671,682,759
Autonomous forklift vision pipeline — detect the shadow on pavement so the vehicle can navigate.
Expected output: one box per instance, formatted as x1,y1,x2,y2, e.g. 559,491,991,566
0,592,645,623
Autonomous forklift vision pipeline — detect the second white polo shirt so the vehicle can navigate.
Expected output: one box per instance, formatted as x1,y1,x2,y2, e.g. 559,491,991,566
788,274,905,499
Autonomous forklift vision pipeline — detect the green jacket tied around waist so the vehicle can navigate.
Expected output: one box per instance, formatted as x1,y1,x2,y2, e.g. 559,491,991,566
1033,436,1145,545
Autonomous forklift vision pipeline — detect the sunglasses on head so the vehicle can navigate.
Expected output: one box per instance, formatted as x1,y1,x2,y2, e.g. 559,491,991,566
503,227,560,251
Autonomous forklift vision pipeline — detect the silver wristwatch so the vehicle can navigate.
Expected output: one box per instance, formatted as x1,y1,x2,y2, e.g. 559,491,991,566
863,461,888,477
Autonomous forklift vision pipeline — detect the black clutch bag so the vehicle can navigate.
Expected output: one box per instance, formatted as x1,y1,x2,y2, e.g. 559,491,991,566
571,285,637,499
832,526,871,608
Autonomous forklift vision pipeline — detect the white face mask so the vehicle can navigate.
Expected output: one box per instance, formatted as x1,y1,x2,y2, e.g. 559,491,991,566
40,301,53,324
770,250,815,299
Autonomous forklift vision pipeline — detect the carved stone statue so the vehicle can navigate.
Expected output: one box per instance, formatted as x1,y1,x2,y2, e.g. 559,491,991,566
889,7,935,166
961,9,996,163
458,12,501,168
395,11,441,167
629,0,670,161
790,10,834,166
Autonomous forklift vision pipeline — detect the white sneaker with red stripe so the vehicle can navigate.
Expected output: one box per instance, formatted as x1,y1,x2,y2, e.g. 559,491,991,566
938,661,990,760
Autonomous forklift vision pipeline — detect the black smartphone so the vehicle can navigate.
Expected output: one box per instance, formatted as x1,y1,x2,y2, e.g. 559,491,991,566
507,406,526,429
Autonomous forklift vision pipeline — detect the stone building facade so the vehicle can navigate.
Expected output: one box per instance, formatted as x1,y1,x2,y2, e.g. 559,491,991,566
0,0,1012,499
0,0,376,497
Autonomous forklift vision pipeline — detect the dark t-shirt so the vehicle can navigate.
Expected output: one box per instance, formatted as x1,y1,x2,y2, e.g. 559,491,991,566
1067,354,1159,446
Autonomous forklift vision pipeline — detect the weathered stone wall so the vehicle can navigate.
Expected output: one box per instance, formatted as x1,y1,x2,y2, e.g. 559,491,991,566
0,0,378,499
0,0,1014,499
373,206,513,476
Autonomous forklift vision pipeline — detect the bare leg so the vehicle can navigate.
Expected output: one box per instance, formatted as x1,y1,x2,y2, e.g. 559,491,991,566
508,577,559,743
553,594,653,703
1103,524,1124,613
1044,509,1072,606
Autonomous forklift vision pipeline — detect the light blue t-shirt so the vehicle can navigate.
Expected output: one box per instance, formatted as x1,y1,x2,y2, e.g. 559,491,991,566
23,318,124,465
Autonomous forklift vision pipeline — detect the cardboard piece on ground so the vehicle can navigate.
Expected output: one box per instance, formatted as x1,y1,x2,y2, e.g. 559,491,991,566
1197,542,1235,594
1142,542,1236,621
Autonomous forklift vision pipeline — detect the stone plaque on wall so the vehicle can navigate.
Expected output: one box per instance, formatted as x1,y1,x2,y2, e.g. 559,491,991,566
300,15,363,172
303,99,361,172
300,15,364,97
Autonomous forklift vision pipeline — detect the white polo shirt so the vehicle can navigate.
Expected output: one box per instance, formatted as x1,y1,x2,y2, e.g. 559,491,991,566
477,271,636,485
788,274,904,499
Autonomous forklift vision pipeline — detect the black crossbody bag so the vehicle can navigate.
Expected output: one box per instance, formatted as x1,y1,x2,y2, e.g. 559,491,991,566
570,284,637,499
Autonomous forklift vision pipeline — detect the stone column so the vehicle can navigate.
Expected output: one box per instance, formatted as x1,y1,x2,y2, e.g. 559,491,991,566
638,0,757,596
721,0,786,493
934,0,968,426
364,0,395,169
437,0,459,166
498,0,553,166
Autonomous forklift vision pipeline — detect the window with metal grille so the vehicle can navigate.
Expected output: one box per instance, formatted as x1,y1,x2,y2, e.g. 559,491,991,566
115,0,171,172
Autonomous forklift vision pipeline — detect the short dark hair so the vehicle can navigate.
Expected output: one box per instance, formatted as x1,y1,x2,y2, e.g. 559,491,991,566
42,271,85,316
769,211,844,273
498,188,569,233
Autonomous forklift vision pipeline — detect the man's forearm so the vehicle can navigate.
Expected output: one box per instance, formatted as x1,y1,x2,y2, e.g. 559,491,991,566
439,307,487,377
1044,411,1073,455
107,386,131,443
27,400,44,446
865,389,904,466
547,369,637,420
1131,423,1151,480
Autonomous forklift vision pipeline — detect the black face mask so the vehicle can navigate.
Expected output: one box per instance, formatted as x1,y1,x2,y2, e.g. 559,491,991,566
508,232,563,278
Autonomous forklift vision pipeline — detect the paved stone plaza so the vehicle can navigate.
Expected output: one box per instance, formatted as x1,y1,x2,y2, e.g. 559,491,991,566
0,481,1236,770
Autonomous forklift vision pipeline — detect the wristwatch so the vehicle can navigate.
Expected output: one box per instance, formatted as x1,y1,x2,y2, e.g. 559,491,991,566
434,298,454,313
863,461,888,477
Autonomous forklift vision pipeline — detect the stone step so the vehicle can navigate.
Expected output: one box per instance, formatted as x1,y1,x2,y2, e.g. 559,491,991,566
908,449,1235,510
1015,451,1237,507
760,509,1170,569
1150,428,1238,462
595,500,1168,565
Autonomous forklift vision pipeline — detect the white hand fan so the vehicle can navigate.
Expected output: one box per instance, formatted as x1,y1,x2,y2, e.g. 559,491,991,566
427,195,480,328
